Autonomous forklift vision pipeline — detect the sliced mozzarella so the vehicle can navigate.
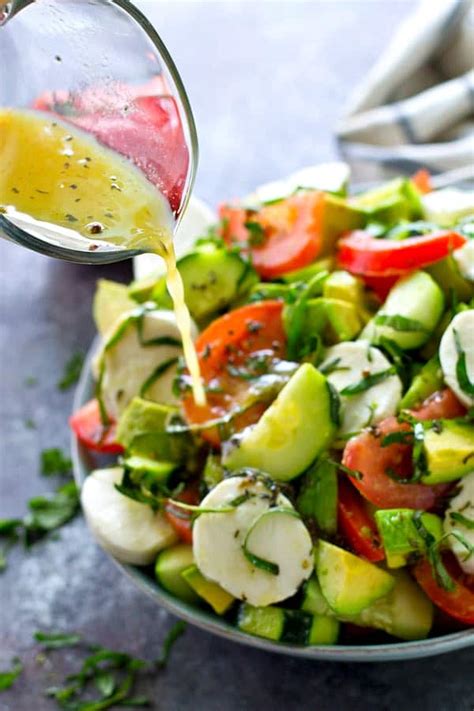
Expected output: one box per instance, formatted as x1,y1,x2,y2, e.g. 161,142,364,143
96,308,198,419
422,188,474,227
193,476,313,606
439,310,474,408
81,467,177,565
443,472,474,575
453,240,474,282
319,342,402,437
243,162,350,208
133,195,217,280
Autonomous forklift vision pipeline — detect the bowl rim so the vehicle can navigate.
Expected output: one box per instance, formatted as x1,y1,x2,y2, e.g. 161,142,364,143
71,337,474,663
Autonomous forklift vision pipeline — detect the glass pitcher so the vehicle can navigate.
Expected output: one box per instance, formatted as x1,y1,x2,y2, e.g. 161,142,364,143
0,0,198,263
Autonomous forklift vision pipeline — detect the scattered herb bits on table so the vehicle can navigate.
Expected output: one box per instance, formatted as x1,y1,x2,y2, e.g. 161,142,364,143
72,168,474,646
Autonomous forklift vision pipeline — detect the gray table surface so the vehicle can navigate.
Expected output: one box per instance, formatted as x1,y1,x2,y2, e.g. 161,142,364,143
1,2,473,709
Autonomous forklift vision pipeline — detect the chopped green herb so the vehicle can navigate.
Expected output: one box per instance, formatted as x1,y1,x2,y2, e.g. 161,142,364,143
24,418,36,429
326,381,341,427
340,367,396,396
244,221,266,247
328,458,363,481
24,375,38,387
34,631,82,649
412,512,455,592
374,314,428,333
24,481,80,544
57,351,84,390
319,357,349,376
41,448,72,476
450,512,474,530
453,328,474,397
156,621,187,668
0,657,22,691
381,430,414,447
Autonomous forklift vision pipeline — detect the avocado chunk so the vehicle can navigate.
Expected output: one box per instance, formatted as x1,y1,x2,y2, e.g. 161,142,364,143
361,271,444,350
301,297,363,344
281,257,334,284
116,397,193,464
181,565,235,615
351,570,433,640
375,509,443,568
320,194,366,255
92,279,136,337
427,254,474,302
352,178,423,224
420,420,474,484
128,272,163,304
323,270,364,304
155,544,200,604
399,356,444,410
315,540,394,616
222,363,338,481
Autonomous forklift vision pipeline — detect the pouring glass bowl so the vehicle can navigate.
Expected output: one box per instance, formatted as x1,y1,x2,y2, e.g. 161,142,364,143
0,0,198,263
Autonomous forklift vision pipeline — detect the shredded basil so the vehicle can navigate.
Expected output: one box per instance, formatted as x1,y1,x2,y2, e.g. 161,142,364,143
244,220,267,247
450,512,474,530
381,430,414,447
156,621,186,668
139,357,179,398
57,351,84,390
328,458,363,481
41,448,72,477
339,367,396,396
0,657,22,691
453,328,474,397
326,381,341,427
412,511,455,592
34,631,82,649
319,357,350,376
374,314,428,333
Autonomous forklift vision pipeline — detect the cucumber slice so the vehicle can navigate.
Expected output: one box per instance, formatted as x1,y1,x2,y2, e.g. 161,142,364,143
181,565,235,615
237,604,285,641
296,458,338,535
155,543,199,604
319,342,402,437
222,363,337,481
315,541,394,616
92,279,136,337
399,355,444,410
439,310,474,407
301,578,340,644
362,271,444,350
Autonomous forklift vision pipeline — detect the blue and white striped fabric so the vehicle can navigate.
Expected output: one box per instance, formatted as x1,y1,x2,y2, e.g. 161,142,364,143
337,0,474,182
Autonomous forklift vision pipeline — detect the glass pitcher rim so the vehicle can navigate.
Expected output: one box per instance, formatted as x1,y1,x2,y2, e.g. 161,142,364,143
0,0,199,264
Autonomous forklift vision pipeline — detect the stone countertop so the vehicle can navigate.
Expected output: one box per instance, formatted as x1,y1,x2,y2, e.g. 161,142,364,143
1,2,472,709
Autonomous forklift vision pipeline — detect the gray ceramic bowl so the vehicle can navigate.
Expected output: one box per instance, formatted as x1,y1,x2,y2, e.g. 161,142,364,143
72,339,474,662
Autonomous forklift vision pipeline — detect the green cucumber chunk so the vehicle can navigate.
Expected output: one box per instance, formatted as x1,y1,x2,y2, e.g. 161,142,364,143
351,570,433,640
237,604,285,641
223,363,338,481
421,419,474,484
122,456,177,483
374,509,443,568
155,544,199,604
301,578,340,644
93,279,136,337
238,604,331,645
315,540,394,616
296,458,338,535
181,565,235,615
398,356,444,410
361,271,444,350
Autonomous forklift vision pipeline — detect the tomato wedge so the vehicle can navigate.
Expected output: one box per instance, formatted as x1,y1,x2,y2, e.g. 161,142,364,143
220,192,326,279
337,478,384,562
182,301,286,446
413,553,474,625
341,389,464,510
69,399,123,454
338,230,467,277
164,485,200,545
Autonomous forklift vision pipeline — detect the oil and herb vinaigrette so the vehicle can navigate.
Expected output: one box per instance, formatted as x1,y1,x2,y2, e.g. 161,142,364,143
0,108,205,405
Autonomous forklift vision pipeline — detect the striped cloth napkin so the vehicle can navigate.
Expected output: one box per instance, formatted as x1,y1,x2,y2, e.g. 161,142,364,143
337,0,474,183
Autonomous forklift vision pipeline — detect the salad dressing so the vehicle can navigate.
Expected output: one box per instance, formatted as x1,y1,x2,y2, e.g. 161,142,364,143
0,108,205,405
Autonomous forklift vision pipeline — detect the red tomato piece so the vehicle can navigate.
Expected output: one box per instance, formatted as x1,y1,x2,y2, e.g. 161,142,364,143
182,301,286,446
220,192,326,279
411,169,433,194
164,485,200,544
337,478,384,562
69,399,123,454
341,389,463,510
360,274,400,301
413,553,474,625
338,230,467,277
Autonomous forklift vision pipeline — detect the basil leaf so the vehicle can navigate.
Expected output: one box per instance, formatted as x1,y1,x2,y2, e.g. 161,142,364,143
34,631,81,649
25,481,79,540
450,512,474,530
374,314,428,333
57,351,84,390
244,221,266,247
339,367,396,396
156,621,187,668
0,657,22,691
41,448,72,476
453,328,474,397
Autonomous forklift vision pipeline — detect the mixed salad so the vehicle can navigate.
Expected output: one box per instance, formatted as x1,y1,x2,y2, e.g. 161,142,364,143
71,167,474,646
